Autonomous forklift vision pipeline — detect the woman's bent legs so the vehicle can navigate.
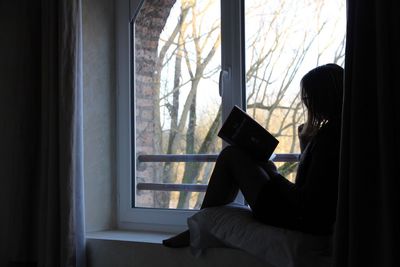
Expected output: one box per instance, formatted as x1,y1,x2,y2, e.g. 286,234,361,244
201,145,271,209
163,145,271,247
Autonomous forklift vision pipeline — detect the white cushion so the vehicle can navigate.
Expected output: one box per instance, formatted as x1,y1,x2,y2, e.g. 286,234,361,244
187,204,332,267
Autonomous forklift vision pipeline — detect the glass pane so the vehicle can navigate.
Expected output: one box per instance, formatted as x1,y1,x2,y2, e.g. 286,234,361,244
134,0,221,209
245,0,346,181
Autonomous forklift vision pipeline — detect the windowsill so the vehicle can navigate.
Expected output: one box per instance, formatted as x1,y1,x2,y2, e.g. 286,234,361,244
86,229,174,244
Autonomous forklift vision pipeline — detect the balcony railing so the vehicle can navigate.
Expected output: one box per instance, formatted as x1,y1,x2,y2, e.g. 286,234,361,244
136,153,300,192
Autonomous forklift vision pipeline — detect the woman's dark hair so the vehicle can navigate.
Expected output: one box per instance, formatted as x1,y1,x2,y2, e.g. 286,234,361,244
300,63,344,138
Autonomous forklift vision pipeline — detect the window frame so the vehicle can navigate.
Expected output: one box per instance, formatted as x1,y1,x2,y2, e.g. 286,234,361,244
116,0,245,232
116,0,346,233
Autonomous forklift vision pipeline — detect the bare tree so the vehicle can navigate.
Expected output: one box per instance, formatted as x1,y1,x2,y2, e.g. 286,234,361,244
155,0,221,208
243,2,328,177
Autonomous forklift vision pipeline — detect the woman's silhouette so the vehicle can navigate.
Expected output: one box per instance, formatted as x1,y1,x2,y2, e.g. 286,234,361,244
163,63,344,247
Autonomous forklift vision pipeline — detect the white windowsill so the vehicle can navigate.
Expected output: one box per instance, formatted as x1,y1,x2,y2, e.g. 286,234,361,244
86,229,174,244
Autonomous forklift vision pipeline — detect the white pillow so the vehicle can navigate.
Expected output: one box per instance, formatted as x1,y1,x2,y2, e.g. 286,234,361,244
187,204,332,267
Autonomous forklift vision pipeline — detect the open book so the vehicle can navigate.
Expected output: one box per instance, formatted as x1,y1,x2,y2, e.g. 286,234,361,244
218,106,279,161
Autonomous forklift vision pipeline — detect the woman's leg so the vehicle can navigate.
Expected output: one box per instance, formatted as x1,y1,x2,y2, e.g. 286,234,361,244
163,146,271,247
201,145,271,208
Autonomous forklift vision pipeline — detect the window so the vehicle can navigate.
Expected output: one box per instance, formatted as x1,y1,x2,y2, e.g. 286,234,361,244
134,0,222,210
117,0,345,231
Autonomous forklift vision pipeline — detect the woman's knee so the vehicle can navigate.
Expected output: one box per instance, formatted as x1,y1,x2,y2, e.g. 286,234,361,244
219,145,247,161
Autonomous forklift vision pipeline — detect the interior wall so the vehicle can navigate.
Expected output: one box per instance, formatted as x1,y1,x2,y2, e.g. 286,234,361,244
83,0,116,232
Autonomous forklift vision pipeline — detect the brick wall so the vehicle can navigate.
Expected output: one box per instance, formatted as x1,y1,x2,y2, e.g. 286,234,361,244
134,0,176,208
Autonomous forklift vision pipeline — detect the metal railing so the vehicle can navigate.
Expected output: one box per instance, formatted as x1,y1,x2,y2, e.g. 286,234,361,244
136,153,300,192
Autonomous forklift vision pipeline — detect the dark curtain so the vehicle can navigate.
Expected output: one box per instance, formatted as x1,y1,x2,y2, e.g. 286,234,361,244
334,1,400,266
0,1,85,266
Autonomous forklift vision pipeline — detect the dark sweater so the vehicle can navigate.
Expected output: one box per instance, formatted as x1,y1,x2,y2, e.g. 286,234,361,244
253,122,340,235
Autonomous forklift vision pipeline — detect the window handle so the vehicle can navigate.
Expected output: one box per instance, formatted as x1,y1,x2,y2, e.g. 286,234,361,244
219,68,230,97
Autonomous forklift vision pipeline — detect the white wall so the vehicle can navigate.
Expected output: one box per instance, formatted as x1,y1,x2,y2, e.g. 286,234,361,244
83,0,116,232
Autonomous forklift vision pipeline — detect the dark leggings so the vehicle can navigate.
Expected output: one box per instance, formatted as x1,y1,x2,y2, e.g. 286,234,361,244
162,146,279,247
201,145,271,210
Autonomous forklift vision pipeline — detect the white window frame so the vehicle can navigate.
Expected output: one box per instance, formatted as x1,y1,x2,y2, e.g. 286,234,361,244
116,0,245,232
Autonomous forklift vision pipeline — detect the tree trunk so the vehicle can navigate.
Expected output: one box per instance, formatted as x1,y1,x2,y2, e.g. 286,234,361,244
177,106,221,208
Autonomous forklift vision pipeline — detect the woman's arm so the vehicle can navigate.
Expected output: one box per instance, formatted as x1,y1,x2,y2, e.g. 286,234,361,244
284,129,340,234
257,127,340,234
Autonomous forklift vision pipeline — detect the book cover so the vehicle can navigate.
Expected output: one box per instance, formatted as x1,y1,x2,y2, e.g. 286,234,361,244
218,106,279,161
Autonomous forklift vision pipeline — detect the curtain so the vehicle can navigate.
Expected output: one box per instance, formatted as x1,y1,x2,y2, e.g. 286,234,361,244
0,1,85,266
333,1,400,266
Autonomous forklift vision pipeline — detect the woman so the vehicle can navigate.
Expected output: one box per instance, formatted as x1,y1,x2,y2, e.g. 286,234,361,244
163,63,344,247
